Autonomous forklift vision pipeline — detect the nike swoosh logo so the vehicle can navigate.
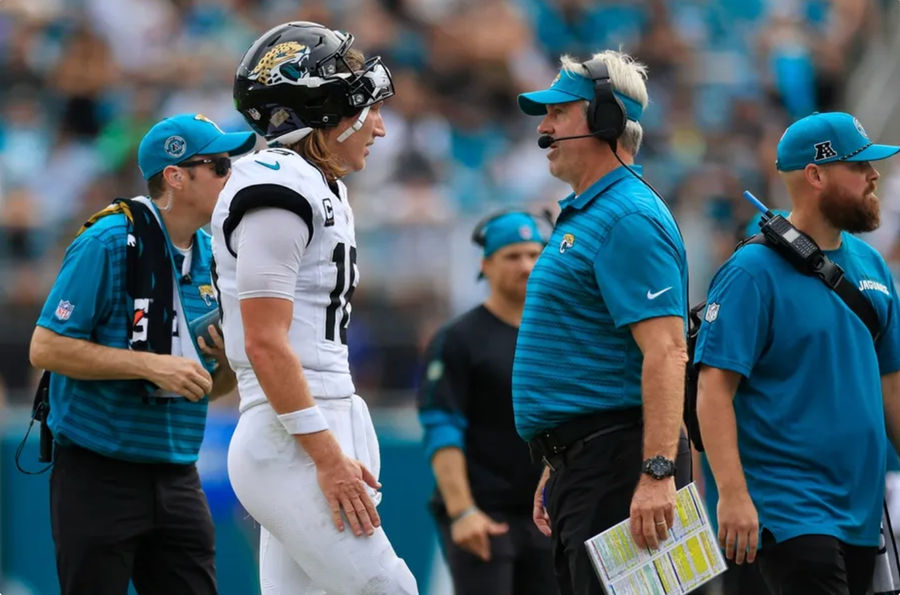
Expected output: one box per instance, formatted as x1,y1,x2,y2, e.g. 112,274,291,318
255,160,280,170
646,287,672,300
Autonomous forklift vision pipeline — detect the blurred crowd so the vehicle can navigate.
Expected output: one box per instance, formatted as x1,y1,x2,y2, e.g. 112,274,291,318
0,0,895,407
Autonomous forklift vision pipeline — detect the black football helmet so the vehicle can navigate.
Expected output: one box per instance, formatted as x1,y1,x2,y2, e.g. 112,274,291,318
234,21,394,142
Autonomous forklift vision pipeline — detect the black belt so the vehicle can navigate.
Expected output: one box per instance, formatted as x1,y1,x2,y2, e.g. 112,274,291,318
527,407,642,471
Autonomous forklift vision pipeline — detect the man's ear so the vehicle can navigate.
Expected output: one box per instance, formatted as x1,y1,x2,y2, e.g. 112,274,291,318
163,166,183,189
804,163,826,190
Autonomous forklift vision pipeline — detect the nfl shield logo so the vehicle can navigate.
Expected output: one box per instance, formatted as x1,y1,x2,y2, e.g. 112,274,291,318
55,300,75,321
705,302,720,323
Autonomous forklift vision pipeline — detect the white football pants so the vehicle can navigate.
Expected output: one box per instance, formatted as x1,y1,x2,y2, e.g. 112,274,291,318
227,394,418,594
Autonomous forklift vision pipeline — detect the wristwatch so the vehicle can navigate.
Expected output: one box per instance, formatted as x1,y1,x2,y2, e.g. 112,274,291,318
641,456,676,480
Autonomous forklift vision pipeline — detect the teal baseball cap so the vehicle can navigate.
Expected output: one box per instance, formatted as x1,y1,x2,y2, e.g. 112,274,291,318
137,113,257,179
518,69,643,122
479,212,546,258
776,112,900,172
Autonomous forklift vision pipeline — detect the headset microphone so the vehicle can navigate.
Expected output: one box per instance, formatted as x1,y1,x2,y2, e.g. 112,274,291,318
537,133,599,149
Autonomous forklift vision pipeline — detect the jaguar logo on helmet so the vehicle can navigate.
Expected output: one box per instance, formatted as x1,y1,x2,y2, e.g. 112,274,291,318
249,42,311,86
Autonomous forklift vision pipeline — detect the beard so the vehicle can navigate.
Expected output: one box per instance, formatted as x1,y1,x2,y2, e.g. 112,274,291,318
818,182,880,233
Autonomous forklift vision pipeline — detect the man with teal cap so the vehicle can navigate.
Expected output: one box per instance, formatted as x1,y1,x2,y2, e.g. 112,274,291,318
418,211,556,595
696,111,900,594
30,113,254,594
512,50,690,595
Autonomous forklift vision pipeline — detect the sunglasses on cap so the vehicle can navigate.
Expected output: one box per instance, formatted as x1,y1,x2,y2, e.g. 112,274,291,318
178,156,232,177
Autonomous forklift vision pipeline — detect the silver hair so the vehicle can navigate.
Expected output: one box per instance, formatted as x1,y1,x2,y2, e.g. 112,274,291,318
559,50,649,155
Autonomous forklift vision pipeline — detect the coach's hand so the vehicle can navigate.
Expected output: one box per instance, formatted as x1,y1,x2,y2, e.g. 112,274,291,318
532,466,552,537
146,353,213,401
629,475,675,550
717,487,758,565
451,509,508,562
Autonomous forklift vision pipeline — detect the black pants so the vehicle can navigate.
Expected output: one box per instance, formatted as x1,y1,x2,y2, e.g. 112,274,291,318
50,443,217,595
694,558,770,595
544,425,691,595
757,530,876,595
436,512,558,595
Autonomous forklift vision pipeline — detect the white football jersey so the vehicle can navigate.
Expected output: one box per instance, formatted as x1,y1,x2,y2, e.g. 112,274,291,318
212,148,358,405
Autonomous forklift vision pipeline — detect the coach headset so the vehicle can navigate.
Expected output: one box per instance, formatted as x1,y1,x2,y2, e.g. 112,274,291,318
576,57,674,213
582,58,627,150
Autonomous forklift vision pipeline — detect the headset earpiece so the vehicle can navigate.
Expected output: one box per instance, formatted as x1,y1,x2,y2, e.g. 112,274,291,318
581,59,626,144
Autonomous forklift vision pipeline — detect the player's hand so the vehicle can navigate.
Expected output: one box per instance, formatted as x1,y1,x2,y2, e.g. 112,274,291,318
532,466,552,537
146,353,213,401
197,324,227,369
316,453,382,537
629,475,676,550
717,487,759,564
451,509,509,562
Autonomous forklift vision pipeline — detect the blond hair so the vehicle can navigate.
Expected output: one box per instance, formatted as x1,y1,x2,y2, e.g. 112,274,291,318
559,50,649,155
286,130,349,181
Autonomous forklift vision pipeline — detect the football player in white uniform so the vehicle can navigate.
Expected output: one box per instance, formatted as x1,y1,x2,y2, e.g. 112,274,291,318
211,21,417,594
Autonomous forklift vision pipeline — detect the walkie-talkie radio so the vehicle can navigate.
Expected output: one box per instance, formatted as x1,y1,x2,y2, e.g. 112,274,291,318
743,191,843,287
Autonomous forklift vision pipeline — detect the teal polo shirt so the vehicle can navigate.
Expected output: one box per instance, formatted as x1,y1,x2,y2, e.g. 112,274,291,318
512,166,688,441
694,233,900,546
36,208,218,464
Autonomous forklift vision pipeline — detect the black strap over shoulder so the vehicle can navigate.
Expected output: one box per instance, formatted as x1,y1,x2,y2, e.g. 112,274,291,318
743,233,881,342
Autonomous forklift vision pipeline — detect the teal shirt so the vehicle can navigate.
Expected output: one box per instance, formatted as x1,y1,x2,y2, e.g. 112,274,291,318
694,233,900,546
36,209,218,464
512,166,688,441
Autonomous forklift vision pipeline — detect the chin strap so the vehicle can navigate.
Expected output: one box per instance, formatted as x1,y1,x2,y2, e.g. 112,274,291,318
268,105,371,147
336,106,370,143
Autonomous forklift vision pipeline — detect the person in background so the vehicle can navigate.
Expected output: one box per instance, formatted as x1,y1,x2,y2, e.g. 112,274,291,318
418,211,557,595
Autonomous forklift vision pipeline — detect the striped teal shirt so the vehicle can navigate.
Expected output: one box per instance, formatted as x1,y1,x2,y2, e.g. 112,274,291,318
37,208,217,464
512,166,687,441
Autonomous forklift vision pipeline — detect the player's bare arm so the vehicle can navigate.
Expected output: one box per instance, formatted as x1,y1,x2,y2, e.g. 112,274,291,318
240,296,381,537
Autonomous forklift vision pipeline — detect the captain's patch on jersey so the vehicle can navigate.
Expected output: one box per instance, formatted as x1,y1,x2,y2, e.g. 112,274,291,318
705,302,720,323
322,198,335,227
